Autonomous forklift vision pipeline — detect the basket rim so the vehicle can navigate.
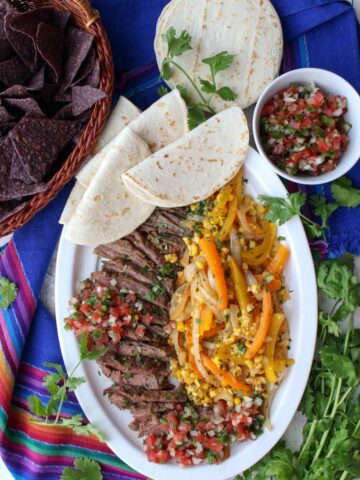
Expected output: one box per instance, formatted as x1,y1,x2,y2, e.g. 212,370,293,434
0,0,114,236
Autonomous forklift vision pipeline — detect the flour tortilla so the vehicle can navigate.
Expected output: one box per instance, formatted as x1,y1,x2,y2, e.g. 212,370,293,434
59,181,85,224
63,128,155,245
76,96,141,188
76,89,188,189
122,107,249,208
93,96,141,154
155,0,283,111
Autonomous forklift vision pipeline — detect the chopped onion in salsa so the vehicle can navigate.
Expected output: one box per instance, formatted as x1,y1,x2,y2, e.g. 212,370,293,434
260,83,351,176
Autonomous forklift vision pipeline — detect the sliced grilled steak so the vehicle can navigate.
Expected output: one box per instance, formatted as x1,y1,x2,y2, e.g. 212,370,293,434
98,362,171,390
94,239,155,270
116,340,172,361
129,416,168,437
122,326,166,344
104,385,187,403
127,230,165,266
144,209,190,237
91,270,169,309
130,404,177,420
98,353,167,375
146,324,167,339
105,390,178,410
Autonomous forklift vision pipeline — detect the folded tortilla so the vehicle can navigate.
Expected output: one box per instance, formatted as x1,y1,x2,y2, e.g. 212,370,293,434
155,0,283,111
122,107,249,208
76,96,141,188
59,181,86,225
76,89,188,190
63,128,155,245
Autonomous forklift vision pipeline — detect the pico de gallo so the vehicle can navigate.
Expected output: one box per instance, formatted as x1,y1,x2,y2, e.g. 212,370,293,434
145,399,264,466
260,83,351,176
64,279,163,344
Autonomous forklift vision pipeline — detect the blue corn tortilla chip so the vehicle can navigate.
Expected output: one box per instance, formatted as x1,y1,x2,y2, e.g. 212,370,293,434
27,67,45,91
63,26,94,87
36,22,64,81
0,84,28,97
4,14,37,71
0,199,26,222
73,48,96,85
71,85,106,116
0,18,13,62
0,105,14,122
0,56,31,86
3,97,45,117
9,116,78,182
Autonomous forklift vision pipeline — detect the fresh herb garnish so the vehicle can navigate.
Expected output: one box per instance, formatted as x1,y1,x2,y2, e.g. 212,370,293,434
28,333,107,442
240,255,360,480
0,276,17,309
158,263,177,280
145,284,166,301
259,177,360,240
61,458,103,480
160,27,236,128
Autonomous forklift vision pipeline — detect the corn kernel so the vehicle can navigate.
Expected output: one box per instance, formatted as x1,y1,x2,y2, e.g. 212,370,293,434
183,237,191,246
234,398,241,405
190,204,197,211
165,253,178,263
196,261,205,270
177,321,185,332
190,244,198,256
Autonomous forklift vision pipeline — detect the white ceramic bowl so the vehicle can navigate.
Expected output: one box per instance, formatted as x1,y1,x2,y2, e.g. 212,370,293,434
253,68,360,185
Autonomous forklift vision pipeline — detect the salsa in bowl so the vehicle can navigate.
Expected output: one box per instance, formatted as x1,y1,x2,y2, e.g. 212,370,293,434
253,68,360,185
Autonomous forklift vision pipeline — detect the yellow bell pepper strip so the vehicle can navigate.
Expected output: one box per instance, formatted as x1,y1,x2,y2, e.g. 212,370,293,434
199,236,228,310
200,352,253,396
234,171,244,204
266,244,290,277
185,319,202,379
201,322,225,339
228,256,249,316
241,221,272,258
242,223,277,267
219,195,238,241
244,290,273,360
264,313,285,383
273,358,295,375
199,304,213,335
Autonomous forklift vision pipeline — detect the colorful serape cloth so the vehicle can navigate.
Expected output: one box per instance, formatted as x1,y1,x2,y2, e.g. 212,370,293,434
0,1,359,479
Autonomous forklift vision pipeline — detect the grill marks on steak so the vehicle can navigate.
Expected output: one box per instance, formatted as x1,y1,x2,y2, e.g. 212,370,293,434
116,340,172,361
99,362,171,390
104,385,187,404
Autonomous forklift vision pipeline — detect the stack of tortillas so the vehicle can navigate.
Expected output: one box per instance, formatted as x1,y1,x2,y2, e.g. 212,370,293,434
155,0,283,111
61,90,189,245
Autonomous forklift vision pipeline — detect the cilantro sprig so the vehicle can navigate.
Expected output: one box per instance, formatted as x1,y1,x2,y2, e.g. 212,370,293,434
239,255,360,480
28,333,107,442
0,276,17,309
61,458,103,480
160,27,236,128
259,176,360,240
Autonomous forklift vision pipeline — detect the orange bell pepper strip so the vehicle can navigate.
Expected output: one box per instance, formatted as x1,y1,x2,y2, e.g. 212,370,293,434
267,245,290,277
200,352,253,396
244,290,273,360
201,322,225,339
264,313,285,383
255,274,282,292
199,236,228,310
228,257,249,316
199,304,213,335
219,196,238,242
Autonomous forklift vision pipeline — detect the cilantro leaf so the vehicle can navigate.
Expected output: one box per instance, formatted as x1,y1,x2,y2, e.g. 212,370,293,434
199,78,216,94
176,84,195,106
259,192,306,225
317,262,358,306
61,458,103,480
202,51,234,77
80,333,108,361
319,311,340,337
216,86,236,101
160,59,171,80
331,176,360,208
61,415,105,442
0,276,17,309
320,346,358,386
163,27,192,58
310,195,338,228
65,376,86,392
28,395,47,417
157,85,169,97
187,105,206,130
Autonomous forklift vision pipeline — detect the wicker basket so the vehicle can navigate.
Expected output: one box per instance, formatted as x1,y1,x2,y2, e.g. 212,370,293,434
0,0,114,235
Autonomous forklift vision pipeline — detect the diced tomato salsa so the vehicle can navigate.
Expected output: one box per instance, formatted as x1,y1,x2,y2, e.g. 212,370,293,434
144,400,264,467
260,83,351,176
64,279,160,345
